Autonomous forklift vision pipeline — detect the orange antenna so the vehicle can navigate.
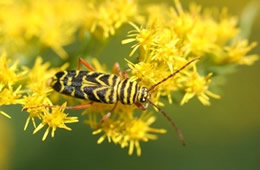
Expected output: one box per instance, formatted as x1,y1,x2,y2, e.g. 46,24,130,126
148,58,200,92
147,99,186,146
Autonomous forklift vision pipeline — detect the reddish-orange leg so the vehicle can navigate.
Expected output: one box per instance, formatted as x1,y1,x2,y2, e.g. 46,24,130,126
65,102,94,110
112,62,129,79
24,102,94,111
101,102,118,122
78,58,96,71
135,102,148,111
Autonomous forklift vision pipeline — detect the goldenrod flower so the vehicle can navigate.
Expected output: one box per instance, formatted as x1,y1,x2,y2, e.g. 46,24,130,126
180,66,220,106
122,22,157,57
0,86,22,117
121,112,166,156
33,103,78,141
21,94,52,130
0,52,25,118
0,84,23,106
92,112,166,156
85,0,140,38
0,52,27,85
224,40,258,65
92,119,124,144
122,0,258,107
26,57,53,96
0,0,86,59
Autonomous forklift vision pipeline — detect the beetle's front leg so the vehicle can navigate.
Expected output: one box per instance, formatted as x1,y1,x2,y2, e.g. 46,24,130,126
101,102,118,122
135,102,148,111
112,62,129,79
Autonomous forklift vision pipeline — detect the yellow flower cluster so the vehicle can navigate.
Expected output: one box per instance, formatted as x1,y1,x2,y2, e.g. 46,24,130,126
0,53,78,140
85,0,141,38
122,0,258,106
0,0,258,157
0,0,140,58
0,52,26,118
92,111,166,156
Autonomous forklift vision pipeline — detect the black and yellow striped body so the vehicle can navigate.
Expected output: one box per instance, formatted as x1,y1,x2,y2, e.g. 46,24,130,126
51,71,148,105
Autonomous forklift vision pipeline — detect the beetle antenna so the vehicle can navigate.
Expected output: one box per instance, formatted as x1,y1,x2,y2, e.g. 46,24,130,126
147,99,186,146
148,58,200,92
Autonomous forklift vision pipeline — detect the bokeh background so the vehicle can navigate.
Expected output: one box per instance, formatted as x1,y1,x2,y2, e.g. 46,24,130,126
0,0,259,169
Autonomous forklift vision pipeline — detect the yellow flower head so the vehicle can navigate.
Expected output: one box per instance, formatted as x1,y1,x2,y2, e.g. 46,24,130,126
224,40,258,65
0,84,23,106
92,112,166,156
122,112,166,156
122,22,157,57
21,94,52,130
180,66,220,106
0,84,23,119
0,52,26,118
85,0,140,38
0,52,27,86
33,103,78,141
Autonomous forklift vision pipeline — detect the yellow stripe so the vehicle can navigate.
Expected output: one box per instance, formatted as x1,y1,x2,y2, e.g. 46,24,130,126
82,75,97,86
67,77,73,86
71,87,75,96
117,80,124,101
113,75,121,103
96,74,108,86
108,74,114,86
51,79,57,87
129,81,137,104
59,71,67,92
105,88,111,103
93,87,107,102
75,70,80,78
87,72,94,76
123,80,131,104
80,85,89,100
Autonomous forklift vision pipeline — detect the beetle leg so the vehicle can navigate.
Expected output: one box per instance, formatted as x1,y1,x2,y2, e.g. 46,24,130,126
112,62,129,79
122,71,129,79
24,102,94,111
101,102,118,122
135,102,148,111
112,62,122,77
78,58,96,71
65,102,94,110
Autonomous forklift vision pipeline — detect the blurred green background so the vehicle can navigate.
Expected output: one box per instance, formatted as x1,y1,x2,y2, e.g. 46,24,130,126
1,0,260,169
